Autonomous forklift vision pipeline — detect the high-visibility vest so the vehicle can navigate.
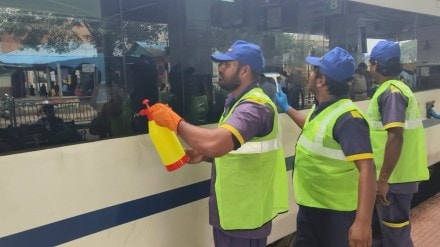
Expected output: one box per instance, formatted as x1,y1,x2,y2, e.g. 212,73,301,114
294,99,363,211
215,87,288,230
367,79,429,183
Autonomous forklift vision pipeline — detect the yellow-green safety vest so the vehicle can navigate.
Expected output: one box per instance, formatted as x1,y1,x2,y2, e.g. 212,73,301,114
215,87,288,230
367,79,429,183
294,99,363,211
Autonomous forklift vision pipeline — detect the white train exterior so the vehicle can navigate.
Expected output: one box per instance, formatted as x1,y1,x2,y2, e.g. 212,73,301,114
2,91,440,246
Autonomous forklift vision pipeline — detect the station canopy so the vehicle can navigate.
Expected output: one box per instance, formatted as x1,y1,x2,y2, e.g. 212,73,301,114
0,43,104,72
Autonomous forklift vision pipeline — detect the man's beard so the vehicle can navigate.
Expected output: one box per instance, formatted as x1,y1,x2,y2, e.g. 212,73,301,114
219,68,241,91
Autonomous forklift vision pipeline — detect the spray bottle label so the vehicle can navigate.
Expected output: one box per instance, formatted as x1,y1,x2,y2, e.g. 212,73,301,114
148,120,189,171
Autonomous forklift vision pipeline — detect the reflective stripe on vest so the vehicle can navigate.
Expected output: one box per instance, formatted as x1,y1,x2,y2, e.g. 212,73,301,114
297,100,353,160
230,137,280,154
369,95,422,129
369,119,422,130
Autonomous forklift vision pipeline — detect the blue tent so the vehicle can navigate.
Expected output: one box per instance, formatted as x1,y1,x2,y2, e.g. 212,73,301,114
0,44,105,80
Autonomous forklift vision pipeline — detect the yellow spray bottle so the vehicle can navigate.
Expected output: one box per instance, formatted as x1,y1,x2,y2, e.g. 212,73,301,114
139,99,189,171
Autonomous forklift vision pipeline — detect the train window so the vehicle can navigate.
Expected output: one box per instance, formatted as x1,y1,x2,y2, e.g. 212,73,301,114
0,0,440,155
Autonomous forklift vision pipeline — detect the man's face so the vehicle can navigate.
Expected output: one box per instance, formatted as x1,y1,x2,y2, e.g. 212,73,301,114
309,65,321,95
217,60,243,91
358,66,367,75
368,60,380,81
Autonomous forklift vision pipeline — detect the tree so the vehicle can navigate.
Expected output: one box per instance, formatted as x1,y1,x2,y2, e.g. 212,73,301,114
0,8,83,53
0,7,167,56
211,27,324,73
400,40,417,64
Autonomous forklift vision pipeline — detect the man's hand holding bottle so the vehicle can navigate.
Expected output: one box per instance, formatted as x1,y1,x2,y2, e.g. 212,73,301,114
148,103,183,132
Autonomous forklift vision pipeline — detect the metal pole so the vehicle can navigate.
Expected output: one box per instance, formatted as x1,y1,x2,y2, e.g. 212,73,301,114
119,0,129,95
57,63,63,96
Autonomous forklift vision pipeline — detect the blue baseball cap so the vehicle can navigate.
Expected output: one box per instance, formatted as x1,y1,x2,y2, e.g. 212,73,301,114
305,47,355,82
370,40,401,62
211,40,265,73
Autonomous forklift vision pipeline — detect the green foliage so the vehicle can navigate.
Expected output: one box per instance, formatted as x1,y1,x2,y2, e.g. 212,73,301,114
400,40,417,63
0,8,83,53
211,27,261,52
0,7,168,56
211,27,323,70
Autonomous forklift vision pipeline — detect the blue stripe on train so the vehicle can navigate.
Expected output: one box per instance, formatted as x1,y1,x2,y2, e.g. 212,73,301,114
0,180,210,247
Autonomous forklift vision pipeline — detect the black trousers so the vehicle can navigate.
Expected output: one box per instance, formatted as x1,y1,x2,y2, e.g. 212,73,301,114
295,205,356,247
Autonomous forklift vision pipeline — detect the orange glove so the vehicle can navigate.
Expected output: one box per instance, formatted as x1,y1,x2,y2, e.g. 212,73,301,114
148,103,183,132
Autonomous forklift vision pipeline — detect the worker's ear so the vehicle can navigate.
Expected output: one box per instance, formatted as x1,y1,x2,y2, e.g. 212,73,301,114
240,65,250,77
316,75,326,88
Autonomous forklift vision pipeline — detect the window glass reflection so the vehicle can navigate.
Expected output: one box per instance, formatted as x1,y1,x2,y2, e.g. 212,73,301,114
0,1,440,155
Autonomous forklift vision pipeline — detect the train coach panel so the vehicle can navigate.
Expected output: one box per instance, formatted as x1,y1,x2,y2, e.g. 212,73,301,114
1,89,440,246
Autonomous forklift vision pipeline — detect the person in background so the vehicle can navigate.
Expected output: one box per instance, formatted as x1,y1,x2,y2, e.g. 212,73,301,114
62,82,69,96
275,47,376,247
11,68,26,98
349,62,369,101
279,70,289,95
399,64,416,91
53,83,60,96
426,100,440,119
29,85,36,96
291,70,307,109
130,59,159,134
259,74,281,112
35,104,66,132
149,40,288,247
39,83,48,96
168,64,196,117
367,40,429,247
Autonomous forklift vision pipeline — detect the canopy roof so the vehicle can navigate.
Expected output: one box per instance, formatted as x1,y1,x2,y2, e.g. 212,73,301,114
0,43,105,74
0,43,97,66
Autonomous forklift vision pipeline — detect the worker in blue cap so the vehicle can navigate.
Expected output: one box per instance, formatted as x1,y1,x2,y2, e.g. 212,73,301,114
367,40,429,247
148,40,288,247
276,47,376,247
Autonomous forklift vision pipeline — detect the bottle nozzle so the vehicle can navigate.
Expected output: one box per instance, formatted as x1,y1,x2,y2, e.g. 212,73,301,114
142,99,150,108
139,98,152,119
